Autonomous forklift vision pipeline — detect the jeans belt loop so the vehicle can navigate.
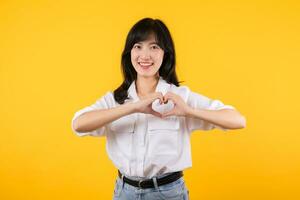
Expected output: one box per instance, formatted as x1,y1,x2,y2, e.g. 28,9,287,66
121,174,125,188
152,177,159,190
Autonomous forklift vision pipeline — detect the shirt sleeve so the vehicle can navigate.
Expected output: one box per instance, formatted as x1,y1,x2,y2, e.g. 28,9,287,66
71,91,112,137
186,91,236,132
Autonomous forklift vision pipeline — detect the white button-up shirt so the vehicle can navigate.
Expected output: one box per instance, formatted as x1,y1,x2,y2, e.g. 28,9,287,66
71,76,235,179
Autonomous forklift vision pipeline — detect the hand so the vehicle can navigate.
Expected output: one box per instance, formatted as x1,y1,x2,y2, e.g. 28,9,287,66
161,92,192,118
133,92,165,118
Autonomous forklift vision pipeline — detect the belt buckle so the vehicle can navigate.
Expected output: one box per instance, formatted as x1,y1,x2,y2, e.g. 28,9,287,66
138,179,145,188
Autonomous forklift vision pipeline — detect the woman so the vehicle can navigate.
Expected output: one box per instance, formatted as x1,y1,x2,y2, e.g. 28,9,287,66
71,17,246,200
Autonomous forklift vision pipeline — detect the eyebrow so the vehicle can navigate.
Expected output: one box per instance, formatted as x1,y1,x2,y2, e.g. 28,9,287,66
136,42,159,45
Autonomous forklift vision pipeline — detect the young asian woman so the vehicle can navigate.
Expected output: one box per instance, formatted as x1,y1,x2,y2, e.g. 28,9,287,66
71,17,246,200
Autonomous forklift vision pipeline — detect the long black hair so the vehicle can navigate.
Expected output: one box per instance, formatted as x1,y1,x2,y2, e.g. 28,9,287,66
113,17,182,104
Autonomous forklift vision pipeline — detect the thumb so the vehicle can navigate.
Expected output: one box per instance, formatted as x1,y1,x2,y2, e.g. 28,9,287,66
149,109,162,118
162,109,175,118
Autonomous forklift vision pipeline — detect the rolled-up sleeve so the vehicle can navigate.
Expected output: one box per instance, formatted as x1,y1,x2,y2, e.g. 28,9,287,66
186,91,235,132
71,92,111,137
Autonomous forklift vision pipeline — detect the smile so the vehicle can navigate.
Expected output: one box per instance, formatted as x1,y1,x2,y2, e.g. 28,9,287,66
138,62,153,69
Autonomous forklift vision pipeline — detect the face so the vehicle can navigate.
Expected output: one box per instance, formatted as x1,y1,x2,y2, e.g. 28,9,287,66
131,34,164,78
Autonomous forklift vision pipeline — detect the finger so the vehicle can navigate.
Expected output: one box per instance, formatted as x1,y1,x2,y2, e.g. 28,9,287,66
163,93,169,103
147,93,162,105
164,91,175,97
150,109,162,118
156,92,164,104
164,94,176,104
163,95,168,104
162,109,175,118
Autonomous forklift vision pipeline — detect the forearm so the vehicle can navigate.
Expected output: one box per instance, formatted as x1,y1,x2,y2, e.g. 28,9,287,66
74,102,136,133
186,107,246,129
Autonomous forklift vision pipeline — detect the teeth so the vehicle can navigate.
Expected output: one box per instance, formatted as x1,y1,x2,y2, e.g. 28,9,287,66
139,62,153,67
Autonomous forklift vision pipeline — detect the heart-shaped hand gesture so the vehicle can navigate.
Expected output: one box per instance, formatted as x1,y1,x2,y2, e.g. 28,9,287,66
133,92,191,118
159,92,191,118
133,92,165,118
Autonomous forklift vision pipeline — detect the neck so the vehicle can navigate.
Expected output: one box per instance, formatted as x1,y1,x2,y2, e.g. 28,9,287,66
136,75,159,98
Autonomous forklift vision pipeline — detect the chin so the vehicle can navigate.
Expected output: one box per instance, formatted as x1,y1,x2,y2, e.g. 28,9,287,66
137,72,158,78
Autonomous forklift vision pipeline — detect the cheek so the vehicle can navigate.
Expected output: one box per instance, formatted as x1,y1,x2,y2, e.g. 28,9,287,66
156,53,164,64
130,51,135,59
130,52,138,63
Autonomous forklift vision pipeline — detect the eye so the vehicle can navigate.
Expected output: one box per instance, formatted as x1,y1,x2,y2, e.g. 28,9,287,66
133,44,141,49
151,45,160,49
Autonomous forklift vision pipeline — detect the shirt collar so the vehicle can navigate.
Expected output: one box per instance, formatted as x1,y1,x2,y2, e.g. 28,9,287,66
128,76,170,101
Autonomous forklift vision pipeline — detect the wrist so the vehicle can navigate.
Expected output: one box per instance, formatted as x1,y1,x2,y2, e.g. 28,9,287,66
185,106,195,118
126,101,138,114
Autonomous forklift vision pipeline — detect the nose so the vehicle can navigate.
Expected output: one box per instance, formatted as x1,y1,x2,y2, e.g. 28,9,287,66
139,48,151,60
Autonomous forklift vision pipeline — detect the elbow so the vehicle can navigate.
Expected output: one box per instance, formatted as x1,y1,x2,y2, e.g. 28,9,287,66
73,124,81,133
72,118,84,133
231,109,246,129
222,109,246,129
237,115,246,129
73,123,80,133
227,115,246,130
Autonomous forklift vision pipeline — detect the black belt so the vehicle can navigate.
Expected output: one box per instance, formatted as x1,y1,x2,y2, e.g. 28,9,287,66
118,170,183,189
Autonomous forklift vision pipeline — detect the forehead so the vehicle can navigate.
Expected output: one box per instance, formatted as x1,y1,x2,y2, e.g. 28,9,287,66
137,33,158,44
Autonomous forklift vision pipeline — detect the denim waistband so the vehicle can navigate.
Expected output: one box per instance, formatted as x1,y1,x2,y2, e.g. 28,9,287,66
118,171,176,181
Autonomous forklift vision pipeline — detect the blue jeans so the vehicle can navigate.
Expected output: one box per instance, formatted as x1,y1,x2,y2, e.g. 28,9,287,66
113,175,190,200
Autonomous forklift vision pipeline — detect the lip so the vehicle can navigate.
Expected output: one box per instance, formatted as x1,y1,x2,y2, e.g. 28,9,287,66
138,62,153,66
138,62,153,69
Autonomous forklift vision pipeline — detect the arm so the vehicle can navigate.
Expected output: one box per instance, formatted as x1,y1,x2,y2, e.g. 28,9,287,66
73,102,136,133
186,107,246,130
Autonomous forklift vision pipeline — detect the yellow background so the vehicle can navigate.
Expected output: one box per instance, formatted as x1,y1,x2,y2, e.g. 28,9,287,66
1,0,299,199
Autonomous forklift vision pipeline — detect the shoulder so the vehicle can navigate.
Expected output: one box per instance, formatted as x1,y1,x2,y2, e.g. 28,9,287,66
94,91,115,107
168,83,209,103
98,91,114,100
169,83,191,102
